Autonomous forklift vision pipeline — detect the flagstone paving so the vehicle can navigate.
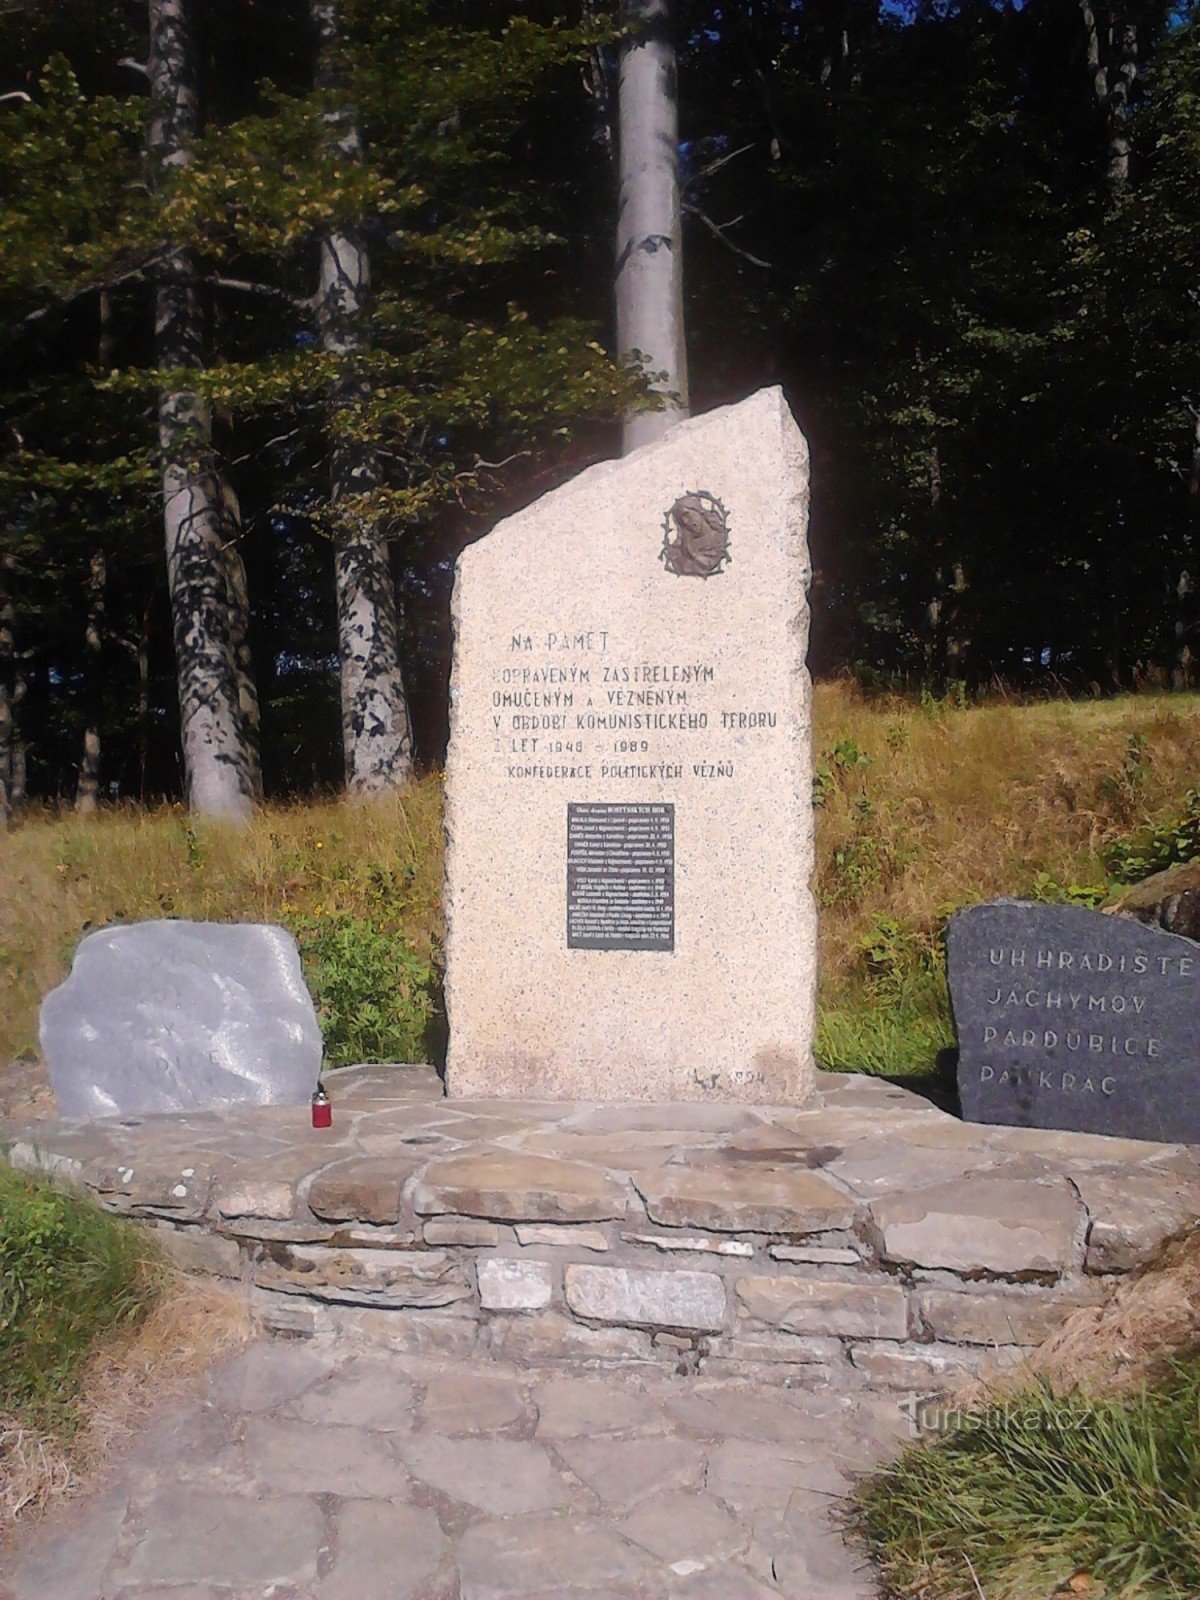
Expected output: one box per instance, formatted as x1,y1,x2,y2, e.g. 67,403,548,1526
2,1340,909,1600
3,1064,1197,1595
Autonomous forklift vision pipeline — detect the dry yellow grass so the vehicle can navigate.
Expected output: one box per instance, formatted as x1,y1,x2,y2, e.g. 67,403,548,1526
0,1272,249,1537
1,688,1198,1069
0,778,445,1062
813,682,1200,978
1027,1227,1200,1397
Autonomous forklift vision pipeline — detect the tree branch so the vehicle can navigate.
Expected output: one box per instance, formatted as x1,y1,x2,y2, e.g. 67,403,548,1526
682,201,772,268
207,275,315,315
687,141,755,187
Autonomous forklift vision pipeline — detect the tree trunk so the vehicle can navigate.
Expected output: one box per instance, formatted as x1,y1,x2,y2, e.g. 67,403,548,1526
312,0,413,794
615,0,688,455
149,0,260,820
1079,0,1138,202
0,553,14,826
75,549,105,813
1175,411,1200,689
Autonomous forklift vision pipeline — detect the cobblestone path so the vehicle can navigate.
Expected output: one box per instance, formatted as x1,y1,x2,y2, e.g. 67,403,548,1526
3,1338,911,1599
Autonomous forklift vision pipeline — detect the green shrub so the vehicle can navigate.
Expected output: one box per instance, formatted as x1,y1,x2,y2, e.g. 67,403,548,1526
291,912,438,1067
857,1362,1200,1600
1105,789,1200,884
0,1166,161,1434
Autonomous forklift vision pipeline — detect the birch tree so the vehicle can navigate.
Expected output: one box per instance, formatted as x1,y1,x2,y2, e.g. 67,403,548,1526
615,0,688,454
149,0,261,819
311,0,412,796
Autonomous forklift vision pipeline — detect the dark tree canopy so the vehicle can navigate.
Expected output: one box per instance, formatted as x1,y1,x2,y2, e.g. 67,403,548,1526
2,0,1199,806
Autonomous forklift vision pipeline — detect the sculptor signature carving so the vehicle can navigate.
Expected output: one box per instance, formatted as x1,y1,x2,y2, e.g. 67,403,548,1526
661,491,731,578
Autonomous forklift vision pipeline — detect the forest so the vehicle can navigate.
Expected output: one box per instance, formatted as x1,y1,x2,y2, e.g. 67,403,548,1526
1,0,1198,812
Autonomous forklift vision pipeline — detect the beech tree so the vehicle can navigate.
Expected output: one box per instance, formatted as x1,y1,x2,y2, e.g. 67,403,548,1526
148,0,261,819
615,0,688,453
311,0,412,795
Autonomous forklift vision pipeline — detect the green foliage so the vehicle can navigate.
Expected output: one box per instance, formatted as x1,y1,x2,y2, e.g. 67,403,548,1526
1105,790,1200,884
291,912,438,1068
857,1362,1200,1600
0,1166,162,1435
816,975,954,1078
1028,871,1109,908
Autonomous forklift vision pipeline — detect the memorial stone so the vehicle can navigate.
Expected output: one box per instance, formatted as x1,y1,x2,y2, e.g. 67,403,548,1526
444,388,816,1102
40,920,323,1118
948,899,1200,1143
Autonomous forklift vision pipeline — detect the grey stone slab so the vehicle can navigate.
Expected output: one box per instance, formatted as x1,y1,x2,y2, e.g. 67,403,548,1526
949,900,1200,1143
565,1265,727,1332
454,1513,663,1599
619,1490,746,1567
397,1435,574,1515
555,1436,705,1509
119,1486,324,1589
318,1501,449,1600
665,1385,855,1448
868,1176,1083,1275
633,1164,858,1235
3,1485,128,1600
914,1285,1098,1346
666,1562,781,1600
705,1438,850,1507
418,1370,531,1435
444,389,817,1106
751,1519,878,1600
205,1340,339,1415
533,1374,670,1439
413,1151,628,1223
40,921,321,1118
487,1309,651,1364
478,1256,554,1310
152,1222,242,1278
279,1360,417,1430
735,1275,908,1339
254,1244,471,1307
1071,1168,1199,1272
240,1418,411,1498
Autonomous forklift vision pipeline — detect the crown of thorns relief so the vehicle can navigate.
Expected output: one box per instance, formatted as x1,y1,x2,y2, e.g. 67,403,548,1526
660,491,731,578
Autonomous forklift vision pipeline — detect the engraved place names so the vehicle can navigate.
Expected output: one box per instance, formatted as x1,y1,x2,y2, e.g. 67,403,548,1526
484,630,781,783
567,802,674,952
948,900,1200,1144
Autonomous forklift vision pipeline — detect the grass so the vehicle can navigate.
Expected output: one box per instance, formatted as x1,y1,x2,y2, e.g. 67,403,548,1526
0,1165,248,1532
0,1165,162,1438
857,1361,1200,1600
1,686,1198,1072
812,682,1200,1074
859,1230,1200,1600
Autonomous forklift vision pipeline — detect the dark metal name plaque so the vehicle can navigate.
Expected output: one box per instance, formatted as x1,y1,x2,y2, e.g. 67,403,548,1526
567,802,674,951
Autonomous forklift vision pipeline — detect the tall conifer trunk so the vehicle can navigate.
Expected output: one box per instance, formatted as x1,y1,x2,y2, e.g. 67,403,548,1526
615,0,688,455
149,0,260,819
311,0,413,796
75,549,105,813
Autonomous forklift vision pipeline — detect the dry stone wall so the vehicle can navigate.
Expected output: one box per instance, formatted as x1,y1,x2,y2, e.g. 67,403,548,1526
4,1066,1196,1394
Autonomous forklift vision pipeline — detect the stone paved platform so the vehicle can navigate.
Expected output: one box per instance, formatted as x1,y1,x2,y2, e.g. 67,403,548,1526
2,1339,914,1599
4,1067,1198,1390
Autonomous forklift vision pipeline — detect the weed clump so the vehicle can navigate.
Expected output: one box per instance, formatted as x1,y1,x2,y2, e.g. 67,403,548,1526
0,1167,162,1437
857,1360,1200,1600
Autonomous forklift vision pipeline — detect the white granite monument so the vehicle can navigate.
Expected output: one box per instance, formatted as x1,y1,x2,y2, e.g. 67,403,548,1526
444,387,816,1103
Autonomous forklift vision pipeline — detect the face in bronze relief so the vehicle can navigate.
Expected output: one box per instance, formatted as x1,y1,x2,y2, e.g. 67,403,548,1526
660,491,731,578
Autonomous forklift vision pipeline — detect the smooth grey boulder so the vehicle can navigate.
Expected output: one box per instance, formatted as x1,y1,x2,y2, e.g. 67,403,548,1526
40,921,322,1119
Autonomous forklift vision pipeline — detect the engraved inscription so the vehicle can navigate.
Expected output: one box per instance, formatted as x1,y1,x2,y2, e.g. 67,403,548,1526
491,627,783,782
567,803,674,952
